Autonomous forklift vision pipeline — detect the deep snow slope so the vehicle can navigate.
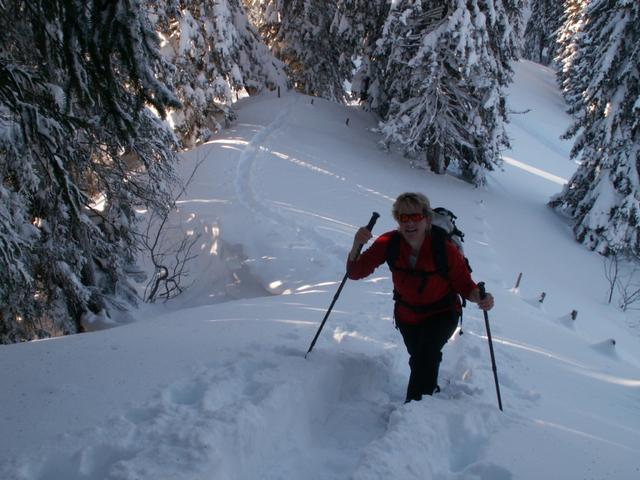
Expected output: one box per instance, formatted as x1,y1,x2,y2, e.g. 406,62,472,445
1,61,639,480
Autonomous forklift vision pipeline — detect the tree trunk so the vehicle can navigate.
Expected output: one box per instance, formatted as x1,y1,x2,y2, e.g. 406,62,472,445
427,143,445,174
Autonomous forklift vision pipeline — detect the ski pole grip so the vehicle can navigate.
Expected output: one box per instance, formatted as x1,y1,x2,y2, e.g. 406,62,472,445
365,212,380,232
478,281,487,300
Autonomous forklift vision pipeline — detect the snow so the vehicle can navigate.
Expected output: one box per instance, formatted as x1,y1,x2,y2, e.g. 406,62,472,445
2,60,640,479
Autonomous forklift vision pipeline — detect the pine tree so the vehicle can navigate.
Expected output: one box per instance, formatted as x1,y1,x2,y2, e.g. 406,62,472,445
522,0,564,65
151,0,287,147
247,0,351,101
330,0,389,58
0,0,181,343
369,0,524,185
550,0,640,255
555,0,589,109
371,1,474,166
330,0,390,102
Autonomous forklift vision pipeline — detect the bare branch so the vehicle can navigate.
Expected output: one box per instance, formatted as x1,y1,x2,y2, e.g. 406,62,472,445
141,151,210,303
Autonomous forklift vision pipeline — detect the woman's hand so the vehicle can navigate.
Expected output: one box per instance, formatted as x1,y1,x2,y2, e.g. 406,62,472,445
469,287,495,311
353,227,372,247
349,227,373,260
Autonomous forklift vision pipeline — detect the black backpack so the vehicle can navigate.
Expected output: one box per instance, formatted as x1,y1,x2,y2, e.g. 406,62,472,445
385,207,471,314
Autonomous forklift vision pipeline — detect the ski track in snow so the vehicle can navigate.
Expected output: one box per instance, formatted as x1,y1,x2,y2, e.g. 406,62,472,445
233,95,344,264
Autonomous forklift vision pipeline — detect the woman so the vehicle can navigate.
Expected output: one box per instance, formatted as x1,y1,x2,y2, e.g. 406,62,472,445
347,192,494,403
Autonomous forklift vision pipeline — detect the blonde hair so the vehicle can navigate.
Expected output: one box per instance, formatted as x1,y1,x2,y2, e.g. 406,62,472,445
392,192,433,220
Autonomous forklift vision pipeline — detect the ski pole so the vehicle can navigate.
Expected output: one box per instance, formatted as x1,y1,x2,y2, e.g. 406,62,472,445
305,212,380,358
478,282,503,411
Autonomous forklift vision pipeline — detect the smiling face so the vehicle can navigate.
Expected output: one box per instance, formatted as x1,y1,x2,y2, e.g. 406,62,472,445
392,192,433,250
396,209,430,247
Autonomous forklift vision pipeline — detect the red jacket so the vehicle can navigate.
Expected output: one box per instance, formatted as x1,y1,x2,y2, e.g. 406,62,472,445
346,230,477,325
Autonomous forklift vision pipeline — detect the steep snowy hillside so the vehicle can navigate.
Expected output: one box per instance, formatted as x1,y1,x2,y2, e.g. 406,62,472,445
1,61,639,480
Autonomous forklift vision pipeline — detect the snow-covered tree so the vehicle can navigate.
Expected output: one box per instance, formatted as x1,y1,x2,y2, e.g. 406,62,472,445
555,0,589,109
550,0,640,255
0,0,181,343
331,0,389,56
247,0,351,101
330,0,390,102
151,0,287,147
368,0,524,185
522,0,564,66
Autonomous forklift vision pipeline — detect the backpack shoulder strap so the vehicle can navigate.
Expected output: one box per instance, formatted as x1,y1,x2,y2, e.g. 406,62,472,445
430,225,449,279
385,230,402,271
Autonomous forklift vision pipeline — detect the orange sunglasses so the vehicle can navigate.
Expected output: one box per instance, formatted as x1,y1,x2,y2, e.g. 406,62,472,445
397,213,426,223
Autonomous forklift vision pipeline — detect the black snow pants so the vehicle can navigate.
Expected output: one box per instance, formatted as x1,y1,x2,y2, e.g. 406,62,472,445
397,311,459,403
